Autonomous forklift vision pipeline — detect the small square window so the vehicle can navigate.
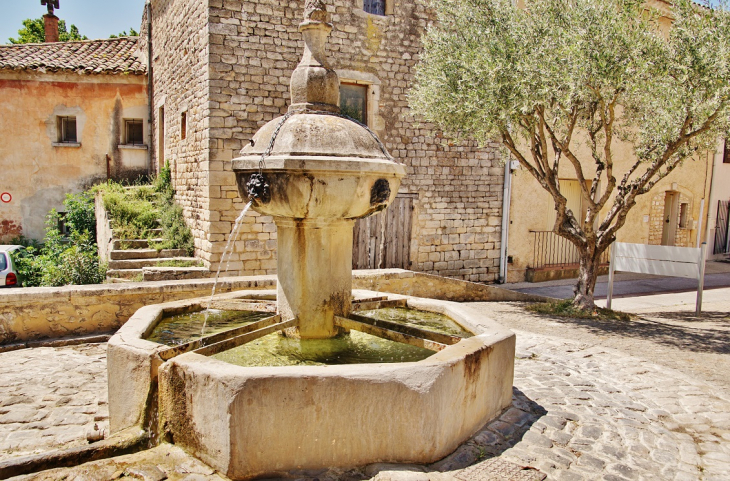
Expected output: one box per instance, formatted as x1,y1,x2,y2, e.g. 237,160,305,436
340,83,368,126
58,116,77,143
125,119,144,145
364,0,386,15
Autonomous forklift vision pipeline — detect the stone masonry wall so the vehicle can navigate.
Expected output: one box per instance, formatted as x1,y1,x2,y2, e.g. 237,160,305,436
146,0,212,256
154,0,505,282
648,190,693,247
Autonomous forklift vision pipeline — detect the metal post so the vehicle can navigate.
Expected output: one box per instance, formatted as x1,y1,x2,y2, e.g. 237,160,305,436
606,243,617,310
697,199,704,248
696,243,707,315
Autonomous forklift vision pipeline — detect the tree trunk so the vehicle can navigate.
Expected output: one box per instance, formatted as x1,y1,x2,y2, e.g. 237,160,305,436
573,252,601,311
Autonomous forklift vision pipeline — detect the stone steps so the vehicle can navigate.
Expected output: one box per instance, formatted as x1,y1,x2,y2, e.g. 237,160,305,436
109,249,188,260
108,257,200,270
106,269,144,280
112,228,163,238
112,239,164,250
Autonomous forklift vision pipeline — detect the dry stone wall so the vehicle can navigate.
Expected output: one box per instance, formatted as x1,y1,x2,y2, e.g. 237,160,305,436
153,0,505,282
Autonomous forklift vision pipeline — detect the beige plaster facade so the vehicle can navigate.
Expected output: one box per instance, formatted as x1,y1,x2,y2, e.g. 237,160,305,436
505,139,717,283
142,0,505,283
706,140,730,258
0,69,149,241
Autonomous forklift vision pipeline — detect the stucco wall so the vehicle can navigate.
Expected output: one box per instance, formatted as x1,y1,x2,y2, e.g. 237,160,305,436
0,70,149,241
706,141,730,257
148,0,505,283
506,139,713,282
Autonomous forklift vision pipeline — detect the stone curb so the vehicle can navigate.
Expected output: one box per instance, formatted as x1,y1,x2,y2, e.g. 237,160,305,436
0,428,148,479
0,333,113,354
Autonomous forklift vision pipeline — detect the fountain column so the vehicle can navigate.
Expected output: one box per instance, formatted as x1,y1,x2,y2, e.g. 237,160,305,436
232,0,405,339
277,218,352,338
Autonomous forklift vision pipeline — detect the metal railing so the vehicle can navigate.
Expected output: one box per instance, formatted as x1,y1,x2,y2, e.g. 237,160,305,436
530,230,610,270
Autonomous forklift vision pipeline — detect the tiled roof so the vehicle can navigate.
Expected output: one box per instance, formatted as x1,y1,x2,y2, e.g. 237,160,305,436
0,37,146,75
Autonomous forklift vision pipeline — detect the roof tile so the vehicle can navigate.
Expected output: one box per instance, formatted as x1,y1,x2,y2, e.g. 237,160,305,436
0,37,146,75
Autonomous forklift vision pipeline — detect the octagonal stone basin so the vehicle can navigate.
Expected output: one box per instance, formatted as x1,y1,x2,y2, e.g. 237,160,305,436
108,289,515,480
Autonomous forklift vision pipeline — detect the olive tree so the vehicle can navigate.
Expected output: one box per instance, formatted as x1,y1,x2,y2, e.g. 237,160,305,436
410,0,730,310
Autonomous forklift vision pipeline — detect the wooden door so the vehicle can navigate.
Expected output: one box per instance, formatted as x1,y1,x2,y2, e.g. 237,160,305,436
352,194,415,269
662,192,680,246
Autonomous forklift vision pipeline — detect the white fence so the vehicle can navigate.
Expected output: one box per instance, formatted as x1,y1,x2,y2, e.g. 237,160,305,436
607,242,707,314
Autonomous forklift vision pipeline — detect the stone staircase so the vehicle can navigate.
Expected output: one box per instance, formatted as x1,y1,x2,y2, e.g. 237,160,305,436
106,238,208,282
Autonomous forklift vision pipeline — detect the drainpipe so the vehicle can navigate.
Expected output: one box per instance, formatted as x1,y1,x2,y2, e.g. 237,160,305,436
146,0,154,176
499,159,515,283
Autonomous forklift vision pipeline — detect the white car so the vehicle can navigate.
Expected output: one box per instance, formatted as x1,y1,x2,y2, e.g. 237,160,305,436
0,245,22,288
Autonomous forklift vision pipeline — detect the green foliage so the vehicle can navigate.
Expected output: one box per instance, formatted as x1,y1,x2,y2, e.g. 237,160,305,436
154,161,173,195
152,203,194,256
101,184,160,240
8,18,87,44
109,28,139,38
527,300,631,322
63,192,97,240
97,169,194,255
411,0,730,308
11,194,106,287
155,259,203,268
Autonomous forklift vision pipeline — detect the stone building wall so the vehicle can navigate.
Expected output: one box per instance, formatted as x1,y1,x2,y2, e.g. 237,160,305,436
145,0,212,257
151,0,505,282
648,190,693,247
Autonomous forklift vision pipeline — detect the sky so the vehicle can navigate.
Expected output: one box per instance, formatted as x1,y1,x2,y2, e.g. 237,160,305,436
1,0,147,44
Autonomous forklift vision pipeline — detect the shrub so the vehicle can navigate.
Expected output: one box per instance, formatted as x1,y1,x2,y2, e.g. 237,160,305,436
63,192,97,239
11,195,106,287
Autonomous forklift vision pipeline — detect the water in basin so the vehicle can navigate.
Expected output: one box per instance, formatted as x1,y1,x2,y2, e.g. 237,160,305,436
212,329,435,367
357,307,473,338
147,309,271,346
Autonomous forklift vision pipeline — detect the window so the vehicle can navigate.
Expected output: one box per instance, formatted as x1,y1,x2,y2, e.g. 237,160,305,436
57,212,70,235
0,253,6,271
58,116,77,143
125,119,144,145
158,106,165,170
364,0,386,15
679,202,689,229
180,111,187,140
724,139,730,164
340,83,368,125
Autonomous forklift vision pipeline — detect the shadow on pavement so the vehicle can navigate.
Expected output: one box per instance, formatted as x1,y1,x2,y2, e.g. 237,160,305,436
529,310,730,355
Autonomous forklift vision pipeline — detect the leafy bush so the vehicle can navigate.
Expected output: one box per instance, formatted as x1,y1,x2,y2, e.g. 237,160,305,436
11,198,106,287
97,163,194,255
152,203,194,256
62,192,97,239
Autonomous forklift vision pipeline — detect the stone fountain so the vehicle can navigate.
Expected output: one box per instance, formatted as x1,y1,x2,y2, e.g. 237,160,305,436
107,2,515,479
232,0,405,340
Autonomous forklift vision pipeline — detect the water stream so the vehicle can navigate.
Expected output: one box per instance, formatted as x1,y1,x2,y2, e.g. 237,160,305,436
202,200,253,335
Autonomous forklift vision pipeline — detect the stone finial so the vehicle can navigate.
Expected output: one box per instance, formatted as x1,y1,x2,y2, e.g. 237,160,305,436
289,0,340,113
303,0,328,23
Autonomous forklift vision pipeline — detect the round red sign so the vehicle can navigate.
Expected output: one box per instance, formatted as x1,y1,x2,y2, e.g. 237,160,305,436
0,192,11,203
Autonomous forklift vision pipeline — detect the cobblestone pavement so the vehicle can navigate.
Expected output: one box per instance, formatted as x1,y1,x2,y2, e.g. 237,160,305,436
0,343,108,460
4,303,730,480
